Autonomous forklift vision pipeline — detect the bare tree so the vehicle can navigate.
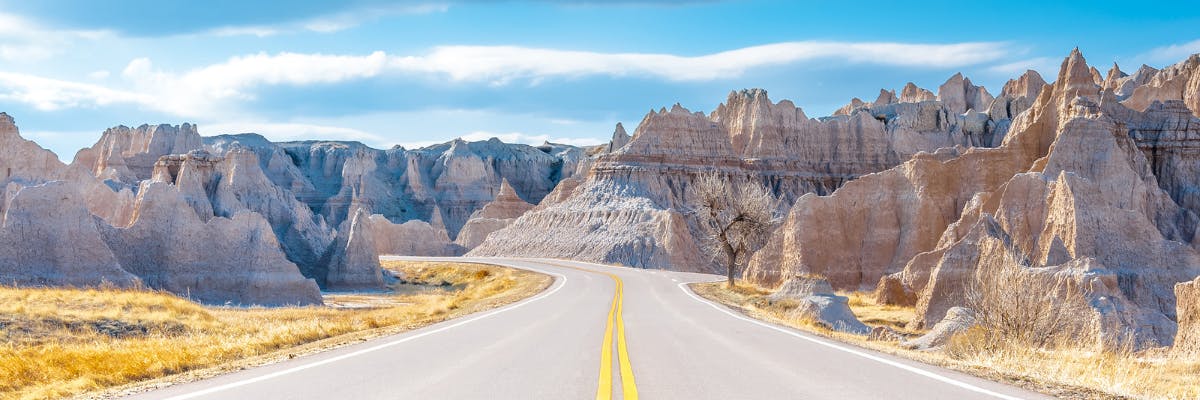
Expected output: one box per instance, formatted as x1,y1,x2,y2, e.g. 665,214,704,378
689,172,780,287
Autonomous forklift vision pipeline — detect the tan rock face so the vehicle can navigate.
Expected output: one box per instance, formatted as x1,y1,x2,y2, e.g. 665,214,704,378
751,48,1200,348
1123,54,1200,117
73,123,203,185
474,78,1025,270
1176,277,1200,355
455,179,535,249
365,214,461,256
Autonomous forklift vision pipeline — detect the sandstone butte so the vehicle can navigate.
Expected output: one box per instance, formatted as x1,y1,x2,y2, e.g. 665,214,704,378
3,48,1200,353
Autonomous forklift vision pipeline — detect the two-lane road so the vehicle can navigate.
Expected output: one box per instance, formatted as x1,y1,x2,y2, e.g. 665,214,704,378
128,257,1051,400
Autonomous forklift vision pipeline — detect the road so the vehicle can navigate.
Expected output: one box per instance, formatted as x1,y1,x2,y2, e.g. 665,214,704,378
128,257,1052,400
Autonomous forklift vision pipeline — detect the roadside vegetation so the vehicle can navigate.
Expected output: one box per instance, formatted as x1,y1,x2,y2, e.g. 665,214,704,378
0,260,551,400
692,280,1200,400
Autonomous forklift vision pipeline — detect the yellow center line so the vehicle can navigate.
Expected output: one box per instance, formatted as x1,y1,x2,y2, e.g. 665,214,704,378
541,261,638,400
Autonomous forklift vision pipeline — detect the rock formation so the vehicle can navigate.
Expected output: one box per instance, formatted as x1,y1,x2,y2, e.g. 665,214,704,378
0,181,139,287
748,49,1200,349
769,276,869,334
474,77,1026,270
455,179,535,249
323,208,386,290
1176,277,1200,355
364,214,461,256
902,307,976,350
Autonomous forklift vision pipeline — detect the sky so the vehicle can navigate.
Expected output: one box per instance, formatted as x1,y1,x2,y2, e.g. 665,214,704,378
1,0,1199,159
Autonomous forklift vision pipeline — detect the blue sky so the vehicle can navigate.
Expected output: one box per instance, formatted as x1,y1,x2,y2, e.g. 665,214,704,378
1,0,1199,159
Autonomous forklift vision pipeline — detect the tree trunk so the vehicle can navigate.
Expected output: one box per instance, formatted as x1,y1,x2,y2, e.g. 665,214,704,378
726,259,737,288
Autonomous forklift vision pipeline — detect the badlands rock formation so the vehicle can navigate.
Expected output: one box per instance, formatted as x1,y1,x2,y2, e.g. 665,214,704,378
0,114,321,305
455,179,535,249
473,72,1032,270
748,49,1200,348
1176,277,1200,355
768,276,869,334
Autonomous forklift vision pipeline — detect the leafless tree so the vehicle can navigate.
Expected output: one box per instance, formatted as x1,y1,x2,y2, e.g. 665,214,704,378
689,172,780,287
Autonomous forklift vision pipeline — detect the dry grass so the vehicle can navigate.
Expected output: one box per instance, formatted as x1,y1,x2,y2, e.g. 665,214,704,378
0,260,551,400
691,280,1200,400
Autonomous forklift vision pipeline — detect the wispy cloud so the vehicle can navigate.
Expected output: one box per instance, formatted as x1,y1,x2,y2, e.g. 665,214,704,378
202,121,388,144
0,71,149,111
396,41,1012,83
0,12,111,61
1139,38,1200,65
0,40,1013,117
204,3,451,37
986,57,1058,77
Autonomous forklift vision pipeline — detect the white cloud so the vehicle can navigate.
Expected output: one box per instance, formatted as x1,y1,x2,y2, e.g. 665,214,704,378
0,40,1014,117
0,71,150,111
87,70,111,80
1139,39,1200,65
0,12,111,62
202,121,387,144
394,41,1011,83
986,57,1058,77
204,3,451,37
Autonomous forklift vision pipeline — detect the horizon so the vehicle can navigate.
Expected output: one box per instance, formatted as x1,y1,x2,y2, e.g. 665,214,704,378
1,0,1199,159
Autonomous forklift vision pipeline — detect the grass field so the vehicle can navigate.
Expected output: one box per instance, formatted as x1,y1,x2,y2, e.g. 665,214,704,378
0,260,551,400
691,281,1200,400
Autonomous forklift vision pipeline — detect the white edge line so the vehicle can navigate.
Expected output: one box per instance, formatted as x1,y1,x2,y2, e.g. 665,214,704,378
159,264,568,400
675,281,1029,400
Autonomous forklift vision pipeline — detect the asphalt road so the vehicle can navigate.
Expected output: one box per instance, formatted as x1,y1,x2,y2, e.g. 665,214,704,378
127,257,1053,400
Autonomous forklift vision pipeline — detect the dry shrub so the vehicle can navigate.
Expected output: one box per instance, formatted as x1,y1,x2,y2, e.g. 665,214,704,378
962,248,1095,350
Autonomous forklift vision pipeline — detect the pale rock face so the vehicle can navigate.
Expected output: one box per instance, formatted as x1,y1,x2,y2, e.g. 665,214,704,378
474,83,1019,270
937,73,995,114
324,208,385,290
101,182,322,306
902,307,976,350
0,181,139,287
1123,54,1200,117
751,48,1200,348
73,123,202,185
607,123,631,153
455,179,535,249
1176,277,1200,356
769,276,870,334
899,82,936,103
364,214,461,256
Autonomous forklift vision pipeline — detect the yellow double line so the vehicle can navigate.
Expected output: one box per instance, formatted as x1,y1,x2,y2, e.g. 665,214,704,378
595,271,637,400
541,261,637,399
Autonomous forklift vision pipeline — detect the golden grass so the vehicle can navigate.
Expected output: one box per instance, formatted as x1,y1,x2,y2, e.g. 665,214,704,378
691,280,1200,400
0,260,551,400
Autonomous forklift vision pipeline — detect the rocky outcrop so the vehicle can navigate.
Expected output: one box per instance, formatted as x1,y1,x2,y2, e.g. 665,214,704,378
1176,277,1200,356
323,208,385,290
455,179,535,249
750,49,1200,349
937,73,994,114
769,276,869,334
100,182,322,306
73,123,202,185
364,214,461,256
1123,54,1200,117
474,77,1025,270
0,182,139,287
607,123,631,153
902,307,976,350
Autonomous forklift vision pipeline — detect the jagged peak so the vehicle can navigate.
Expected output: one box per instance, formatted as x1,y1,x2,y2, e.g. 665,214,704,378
613,122,627,137
1106,62,1127,80
1057,47,1098,91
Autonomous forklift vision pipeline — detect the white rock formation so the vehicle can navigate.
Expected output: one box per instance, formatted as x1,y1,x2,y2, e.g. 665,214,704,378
455,179,535,249
769,276,870,335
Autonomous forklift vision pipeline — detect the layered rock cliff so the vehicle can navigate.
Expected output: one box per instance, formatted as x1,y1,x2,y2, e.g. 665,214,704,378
748,49,1200,349
472,73,1028,270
